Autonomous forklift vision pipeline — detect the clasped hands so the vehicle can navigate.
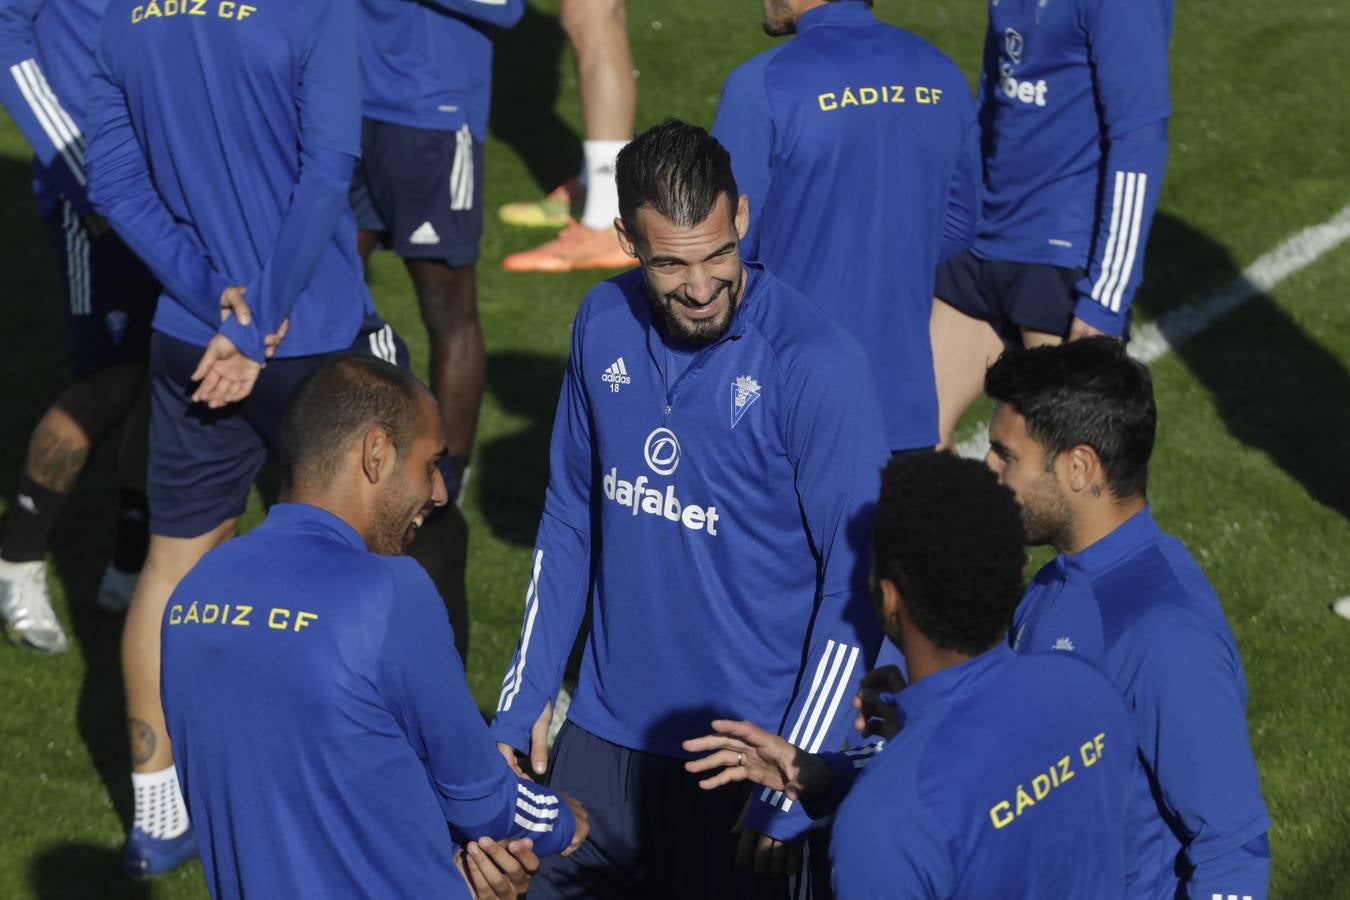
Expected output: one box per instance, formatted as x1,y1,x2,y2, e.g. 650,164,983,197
191,286,289,408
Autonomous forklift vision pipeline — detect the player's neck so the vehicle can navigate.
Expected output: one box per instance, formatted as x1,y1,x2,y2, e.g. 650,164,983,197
900,634,975,685
1062,494,1147,555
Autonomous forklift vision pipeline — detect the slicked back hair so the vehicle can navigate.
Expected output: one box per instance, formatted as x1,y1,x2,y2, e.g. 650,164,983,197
616,119,739,244
872,452,1027,656
984,337,1157,500
279,355,425,496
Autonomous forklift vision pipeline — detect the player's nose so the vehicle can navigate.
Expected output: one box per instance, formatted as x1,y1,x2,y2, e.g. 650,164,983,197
431,467,449,507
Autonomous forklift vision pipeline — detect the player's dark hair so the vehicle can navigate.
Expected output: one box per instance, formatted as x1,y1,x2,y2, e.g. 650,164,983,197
279,355,425,495
872,453,1026,655
616,119,738,242
869,458,1026,655
984,337,1156,500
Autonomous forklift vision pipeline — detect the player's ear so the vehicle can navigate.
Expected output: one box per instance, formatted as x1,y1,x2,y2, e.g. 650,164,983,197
361,427,394,485
734,194,750,240
1066,444,1101,496
614,217,640,259
877,577,905,636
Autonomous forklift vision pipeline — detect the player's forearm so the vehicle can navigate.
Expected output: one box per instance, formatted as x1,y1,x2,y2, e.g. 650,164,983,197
234,149,355,360
1073,127,1167,334
448,777,577,858
1185,833,1271,900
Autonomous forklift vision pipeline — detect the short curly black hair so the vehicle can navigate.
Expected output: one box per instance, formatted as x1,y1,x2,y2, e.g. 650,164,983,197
872,452,1027,655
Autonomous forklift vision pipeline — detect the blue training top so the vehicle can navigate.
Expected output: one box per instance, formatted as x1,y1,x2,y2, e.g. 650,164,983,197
713,0,978,451
490,263,890,842
1013,505,1271,899
161,504,576,900
973,0,1172,335
358,0,522,137
87,0,372,361
828,645,1139,898
0,0,107,216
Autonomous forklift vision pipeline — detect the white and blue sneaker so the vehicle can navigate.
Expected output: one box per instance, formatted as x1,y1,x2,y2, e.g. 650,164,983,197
122,825,198,877
0,558,68,653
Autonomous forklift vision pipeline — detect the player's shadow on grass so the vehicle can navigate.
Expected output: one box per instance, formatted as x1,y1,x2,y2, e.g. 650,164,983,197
0,156,140,836
30,844,156,900
1135,213,1350,520
490,4,583,194
478,350,567,546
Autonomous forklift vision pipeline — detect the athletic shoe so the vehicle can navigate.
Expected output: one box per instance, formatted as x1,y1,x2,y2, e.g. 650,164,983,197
96,563,139,613
123,825,198,877
1333,596,1350,621
501,221,636,273
498,178,581,229
0,558,68,653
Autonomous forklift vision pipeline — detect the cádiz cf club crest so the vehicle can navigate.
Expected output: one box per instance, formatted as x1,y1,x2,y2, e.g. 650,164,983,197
730,375,761,429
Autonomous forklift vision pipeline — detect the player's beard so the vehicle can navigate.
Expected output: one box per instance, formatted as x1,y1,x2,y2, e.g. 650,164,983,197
369,471,431,556
1018,472,1075,551
761,0,797,36
646,266,744,348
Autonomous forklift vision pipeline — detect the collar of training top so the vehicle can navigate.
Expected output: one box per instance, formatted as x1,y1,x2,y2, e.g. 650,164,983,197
1062,504,1160,576
892,643,1015,725
263,502,367,552
796,0,877,33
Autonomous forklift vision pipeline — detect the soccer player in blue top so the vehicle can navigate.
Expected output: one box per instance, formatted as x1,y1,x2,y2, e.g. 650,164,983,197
489,120,890,898
982,338,1272,898
713,0,979,454
353,0,524,503
161,356,587,899
684,452,1140,898
85,0,382,873
0,0,161,650
930,0,1172,448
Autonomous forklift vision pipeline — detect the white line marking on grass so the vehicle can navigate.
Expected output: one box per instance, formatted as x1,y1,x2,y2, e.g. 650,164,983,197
958,203,1350,459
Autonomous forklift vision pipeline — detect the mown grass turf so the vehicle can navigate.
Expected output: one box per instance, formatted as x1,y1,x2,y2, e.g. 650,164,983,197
0,1,1346,896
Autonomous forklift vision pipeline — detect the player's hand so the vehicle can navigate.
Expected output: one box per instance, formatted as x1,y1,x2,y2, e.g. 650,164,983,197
560,792,589,857
81,213,111,238
218,285,252,325
853,664,905,740
1067,316,1108,341
264,319,290,359
191,333,263,408
460,837,538,898
682,719,830,803
732,804,802,880
495,699,553,779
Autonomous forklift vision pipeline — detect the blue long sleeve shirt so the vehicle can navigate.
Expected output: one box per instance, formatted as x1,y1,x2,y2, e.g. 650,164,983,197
161,503,576,900
974,0,1172,335
490,264,890,841
1012,506,1271,899
713,0,978,452
828,645,1139,898
87,0,373,362
358,0,523,136
0,0,104,216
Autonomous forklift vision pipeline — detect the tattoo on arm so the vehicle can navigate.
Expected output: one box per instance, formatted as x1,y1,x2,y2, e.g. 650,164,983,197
27,423,89,493
129,718,157,766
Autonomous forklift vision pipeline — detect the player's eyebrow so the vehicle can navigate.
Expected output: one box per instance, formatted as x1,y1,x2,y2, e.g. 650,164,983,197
647,241,737,267
988,439,1012,460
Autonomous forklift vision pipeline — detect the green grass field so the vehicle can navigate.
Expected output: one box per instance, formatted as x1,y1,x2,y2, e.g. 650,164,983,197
0,0,1347,896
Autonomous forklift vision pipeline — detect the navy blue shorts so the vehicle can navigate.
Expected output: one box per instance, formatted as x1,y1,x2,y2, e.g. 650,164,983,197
531,721,792,900
934,249,1083,342
45,199,158,379
146,320,411,538
350,118,484,267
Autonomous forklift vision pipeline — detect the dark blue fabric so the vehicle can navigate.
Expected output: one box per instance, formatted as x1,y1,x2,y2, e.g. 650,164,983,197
713,1,978,452
830,646,1139,898
934,248,1085,341
162,503,575,899
491,264,890,841
87,0,373,361
1012,506,1271,898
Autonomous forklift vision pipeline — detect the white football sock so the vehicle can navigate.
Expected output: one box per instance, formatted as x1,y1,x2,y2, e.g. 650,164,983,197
580,140,628,230
132,766,190,839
